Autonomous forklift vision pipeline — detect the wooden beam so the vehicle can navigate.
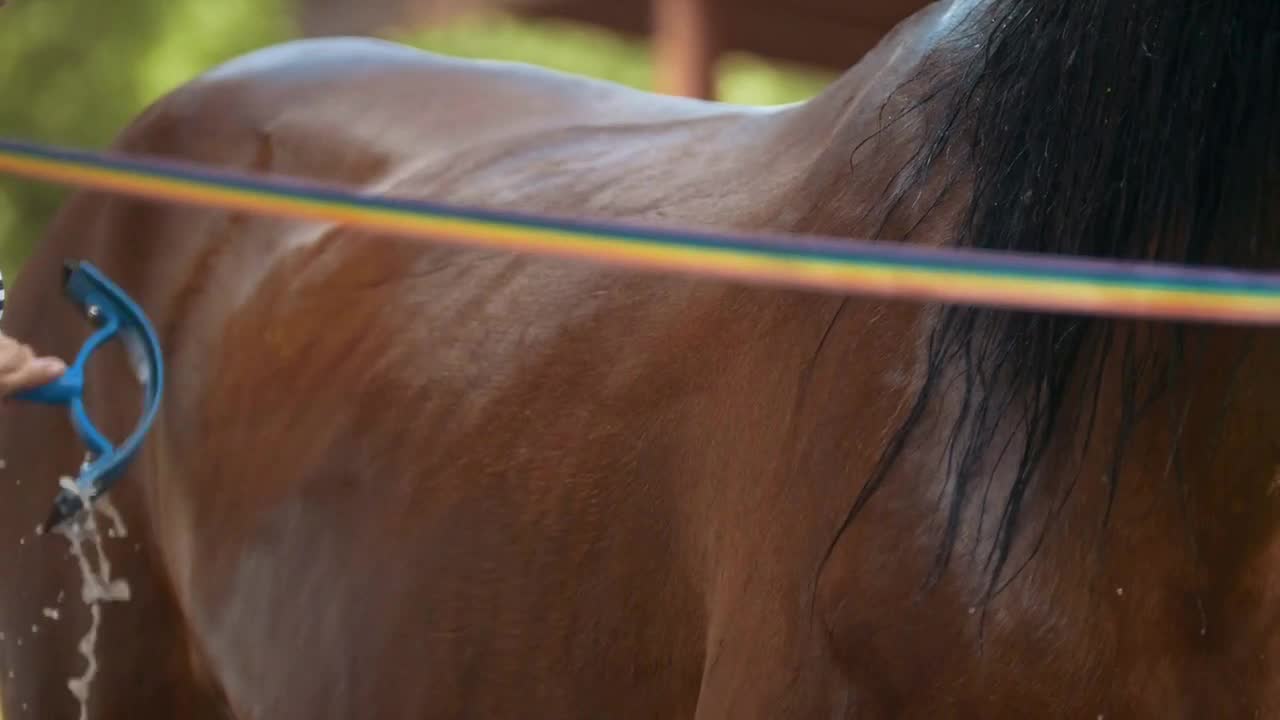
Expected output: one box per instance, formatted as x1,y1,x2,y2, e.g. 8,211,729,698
515,0,933,74
652,0,719,99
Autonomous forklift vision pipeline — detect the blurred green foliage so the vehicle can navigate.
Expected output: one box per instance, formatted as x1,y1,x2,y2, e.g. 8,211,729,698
0,2,832,284
0,0,296,281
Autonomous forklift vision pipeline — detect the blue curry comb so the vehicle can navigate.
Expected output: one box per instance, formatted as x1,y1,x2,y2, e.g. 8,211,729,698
15,261,164,531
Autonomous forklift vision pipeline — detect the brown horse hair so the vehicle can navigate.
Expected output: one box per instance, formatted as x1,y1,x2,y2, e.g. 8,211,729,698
832,0,1280,605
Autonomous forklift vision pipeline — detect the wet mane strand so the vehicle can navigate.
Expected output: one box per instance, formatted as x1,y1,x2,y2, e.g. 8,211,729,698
844,0,1280,599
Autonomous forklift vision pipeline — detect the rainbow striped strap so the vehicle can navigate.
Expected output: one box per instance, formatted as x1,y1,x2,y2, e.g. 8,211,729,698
0,137,1278,325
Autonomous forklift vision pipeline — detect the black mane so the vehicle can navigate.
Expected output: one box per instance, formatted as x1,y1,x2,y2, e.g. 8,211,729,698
846,0,1280,600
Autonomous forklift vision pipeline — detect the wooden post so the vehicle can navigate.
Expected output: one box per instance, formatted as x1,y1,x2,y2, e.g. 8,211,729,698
653,0,719,99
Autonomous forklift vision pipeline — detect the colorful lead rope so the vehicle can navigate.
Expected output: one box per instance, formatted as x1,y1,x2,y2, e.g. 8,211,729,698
1,136,1279,325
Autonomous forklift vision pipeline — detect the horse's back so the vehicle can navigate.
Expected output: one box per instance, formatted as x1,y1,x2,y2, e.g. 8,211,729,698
105,36,802,352
138,36,759,189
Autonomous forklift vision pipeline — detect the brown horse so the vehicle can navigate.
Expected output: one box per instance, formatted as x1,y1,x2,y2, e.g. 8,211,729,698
3,0,1279,716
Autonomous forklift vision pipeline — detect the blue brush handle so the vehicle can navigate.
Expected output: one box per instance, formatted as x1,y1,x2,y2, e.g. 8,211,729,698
13,261,164,528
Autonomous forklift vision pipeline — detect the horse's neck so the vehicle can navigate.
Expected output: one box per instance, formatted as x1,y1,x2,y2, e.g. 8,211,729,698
934,323,1280,631
1104,329,1280,588
795,0,1280,618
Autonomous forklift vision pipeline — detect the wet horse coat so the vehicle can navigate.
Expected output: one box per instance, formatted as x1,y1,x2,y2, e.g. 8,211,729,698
3,0,1280,717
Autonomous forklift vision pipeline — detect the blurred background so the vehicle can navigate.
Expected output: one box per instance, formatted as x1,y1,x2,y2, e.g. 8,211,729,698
0,0,927,282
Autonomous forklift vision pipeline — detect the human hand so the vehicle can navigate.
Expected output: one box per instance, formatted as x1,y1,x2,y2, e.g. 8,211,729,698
0,334,66,397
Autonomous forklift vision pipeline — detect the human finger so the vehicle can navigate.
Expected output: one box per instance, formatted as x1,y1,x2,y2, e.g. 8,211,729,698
0,357,65,396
